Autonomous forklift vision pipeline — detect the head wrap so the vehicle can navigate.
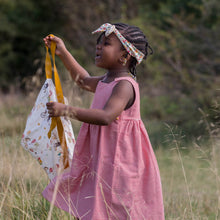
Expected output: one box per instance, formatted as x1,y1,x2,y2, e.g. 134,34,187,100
92,23,145,64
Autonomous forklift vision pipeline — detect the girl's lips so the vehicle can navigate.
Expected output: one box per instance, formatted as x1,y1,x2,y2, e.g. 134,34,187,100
95,55,101,60
95,50,101,59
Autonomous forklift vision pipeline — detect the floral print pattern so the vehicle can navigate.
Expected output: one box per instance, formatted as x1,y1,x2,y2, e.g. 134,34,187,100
21,79,75,180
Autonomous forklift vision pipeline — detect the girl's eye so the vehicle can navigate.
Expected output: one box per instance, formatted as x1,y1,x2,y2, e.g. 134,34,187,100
104,41,110,46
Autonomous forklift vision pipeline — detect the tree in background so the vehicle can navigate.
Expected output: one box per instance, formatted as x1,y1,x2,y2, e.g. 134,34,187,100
0,0,65,91
0,0,219,143
0,0,138,92
135,0,220,142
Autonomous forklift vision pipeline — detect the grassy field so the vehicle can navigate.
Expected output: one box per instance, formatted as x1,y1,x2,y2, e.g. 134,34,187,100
0,92,219,220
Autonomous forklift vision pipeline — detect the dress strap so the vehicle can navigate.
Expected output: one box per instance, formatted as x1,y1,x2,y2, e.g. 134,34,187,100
114,76,138,87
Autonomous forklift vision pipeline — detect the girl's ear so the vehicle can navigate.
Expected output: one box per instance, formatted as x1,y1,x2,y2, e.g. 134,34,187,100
125,53,131,62
119,51,131,63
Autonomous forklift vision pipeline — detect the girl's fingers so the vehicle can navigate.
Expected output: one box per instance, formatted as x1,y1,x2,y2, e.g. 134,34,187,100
43,35,65,56
48,109,55,117
43,38,51,47
46,104,54,114
46,102,58,117
47,35,59,43
46,102,54,107
43,35,55,47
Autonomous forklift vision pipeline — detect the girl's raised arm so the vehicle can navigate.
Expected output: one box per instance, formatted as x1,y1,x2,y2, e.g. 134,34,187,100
44,35,103,92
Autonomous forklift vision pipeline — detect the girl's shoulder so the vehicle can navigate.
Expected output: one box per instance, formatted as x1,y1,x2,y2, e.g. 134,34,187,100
114,76,138,87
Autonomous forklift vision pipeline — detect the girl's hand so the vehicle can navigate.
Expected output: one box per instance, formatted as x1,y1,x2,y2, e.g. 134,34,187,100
46,102,68,117
43,35,66,56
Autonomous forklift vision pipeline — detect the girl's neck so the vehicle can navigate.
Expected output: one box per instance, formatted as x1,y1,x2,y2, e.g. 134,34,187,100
106,68,129,78
102,68,131,83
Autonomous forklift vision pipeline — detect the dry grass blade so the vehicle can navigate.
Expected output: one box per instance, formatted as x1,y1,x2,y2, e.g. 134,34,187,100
0,165,12,213
165,123,194,220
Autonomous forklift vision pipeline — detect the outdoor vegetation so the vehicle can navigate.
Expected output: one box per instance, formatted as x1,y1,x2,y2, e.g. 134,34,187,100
0,0,219,219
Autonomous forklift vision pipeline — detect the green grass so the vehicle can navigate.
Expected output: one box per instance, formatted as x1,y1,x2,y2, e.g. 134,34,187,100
0,93,219,219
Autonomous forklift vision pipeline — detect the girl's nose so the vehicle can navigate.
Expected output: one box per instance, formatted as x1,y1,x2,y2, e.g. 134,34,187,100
96,44,102,50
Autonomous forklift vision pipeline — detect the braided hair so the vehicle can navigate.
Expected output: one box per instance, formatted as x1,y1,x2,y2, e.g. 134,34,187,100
114,23,153,77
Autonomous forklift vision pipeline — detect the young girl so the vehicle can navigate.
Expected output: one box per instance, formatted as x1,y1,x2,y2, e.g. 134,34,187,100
43,23,164,220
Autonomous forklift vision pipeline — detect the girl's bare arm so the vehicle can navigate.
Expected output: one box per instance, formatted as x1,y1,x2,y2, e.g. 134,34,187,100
44,35,103,92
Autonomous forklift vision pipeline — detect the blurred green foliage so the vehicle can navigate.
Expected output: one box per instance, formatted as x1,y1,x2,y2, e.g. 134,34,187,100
135,0,220,145
0,0,219,144
0,0,65,91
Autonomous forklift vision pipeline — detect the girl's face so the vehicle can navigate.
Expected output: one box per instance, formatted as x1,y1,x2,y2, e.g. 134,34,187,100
95,33,125,70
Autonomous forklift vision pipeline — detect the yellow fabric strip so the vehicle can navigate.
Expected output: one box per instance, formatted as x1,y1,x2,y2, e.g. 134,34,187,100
56,117,69,169
46,34,69,169
51,42,65,104
45,47,52,79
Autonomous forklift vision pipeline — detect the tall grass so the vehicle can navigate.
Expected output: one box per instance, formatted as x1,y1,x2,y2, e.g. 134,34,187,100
0,91,219,219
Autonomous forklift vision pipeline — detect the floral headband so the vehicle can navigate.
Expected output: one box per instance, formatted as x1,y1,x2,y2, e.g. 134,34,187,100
92,23,145,64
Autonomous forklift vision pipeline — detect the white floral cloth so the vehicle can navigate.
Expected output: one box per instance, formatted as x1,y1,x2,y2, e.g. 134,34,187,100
21,79,75,180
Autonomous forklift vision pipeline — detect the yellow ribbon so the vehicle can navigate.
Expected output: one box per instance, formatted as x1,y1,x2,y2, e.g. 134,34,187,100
46,34,69,169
